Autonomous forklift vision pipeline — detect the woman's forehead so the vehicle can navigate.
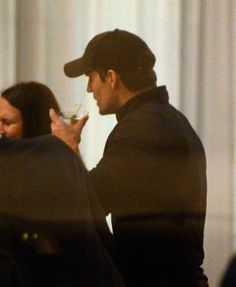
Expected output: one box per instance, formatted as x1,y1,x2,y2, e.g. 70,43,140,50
0,97,21,118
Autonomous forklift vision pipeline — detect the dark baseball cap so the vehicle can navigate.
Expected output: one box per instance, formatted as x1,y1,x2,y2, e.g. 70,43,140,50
64,29,156,78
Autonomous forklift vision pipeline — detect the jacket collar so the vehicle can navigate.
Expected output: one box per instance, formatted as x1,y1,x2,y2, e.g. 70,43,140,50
116,86,169,122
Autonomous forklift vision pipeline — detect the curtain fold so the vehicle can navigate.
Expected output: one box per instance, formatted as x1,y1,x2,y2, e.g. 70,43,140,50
0,0,16,89
178,2,235,286
233,0,236,257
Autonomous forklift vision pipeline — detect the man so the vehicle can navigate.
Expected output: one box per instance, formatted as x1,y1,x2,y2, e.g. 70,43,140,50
50,29,209,287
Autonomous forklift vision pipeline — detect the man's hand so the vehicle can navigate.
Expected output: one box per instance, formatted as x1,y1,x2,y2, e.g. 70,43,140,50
49,108,89,152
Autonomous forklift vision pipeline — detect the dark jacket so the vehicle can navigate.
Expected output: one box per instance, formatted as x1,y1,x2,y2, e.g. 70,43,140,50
89,86,209,286
0,135,124,287
221,255,236,287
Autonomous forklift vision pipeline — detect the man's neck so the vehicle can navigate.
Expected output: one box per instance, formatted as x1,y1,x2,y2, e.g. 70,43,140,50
119,85,156,107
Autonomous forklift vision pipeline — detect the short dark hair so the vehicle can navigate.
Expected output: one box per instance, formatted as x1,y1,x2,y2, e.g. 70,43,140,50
1,82,60,138
64,29,157,91
95,66,157,92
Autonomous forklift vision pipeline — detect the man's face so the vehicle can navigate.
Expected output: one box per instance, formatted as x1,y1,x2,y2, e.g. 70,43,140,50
86,70,119,115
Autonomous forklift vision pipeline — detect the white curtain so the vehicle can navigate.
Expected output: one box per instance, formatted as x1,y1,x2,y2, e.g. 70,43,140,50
180,1,235,286
0,0,16,89
1,1,235,286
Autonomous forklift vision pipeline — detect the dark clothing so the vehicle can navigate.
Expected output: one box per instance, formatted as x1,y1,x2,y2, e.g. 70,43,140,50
0,135,124,287
89,86,209,286
221,255,236,287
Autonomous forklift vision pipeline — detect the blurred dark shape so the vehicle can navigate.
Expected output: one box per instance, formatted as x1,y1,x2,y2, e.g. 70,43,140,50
221,255,236,287
0,135,124,287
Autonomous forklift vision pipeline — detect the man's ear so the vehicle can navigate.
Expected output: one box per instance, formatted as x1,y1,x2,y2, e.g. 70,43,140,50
107,69,119,90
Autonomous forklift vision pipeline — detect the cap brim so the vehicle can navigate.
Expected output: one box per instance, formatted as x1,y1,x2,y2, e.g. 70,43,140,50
64,57,91,78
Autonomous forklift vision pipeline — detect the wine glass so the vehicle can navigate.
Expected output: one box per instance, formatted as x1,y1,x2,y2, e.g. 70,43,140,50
60,104,88,124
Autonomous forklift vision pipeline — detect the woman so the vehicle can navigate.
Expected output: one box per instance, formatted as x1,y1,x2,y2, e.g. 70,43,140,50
0,81,60,138
0,82,123,286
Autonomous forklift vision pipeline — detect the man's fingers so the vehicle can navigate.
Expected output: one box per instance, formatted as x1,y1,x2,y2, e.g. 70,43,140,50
71,114,89,132
77,114,89,129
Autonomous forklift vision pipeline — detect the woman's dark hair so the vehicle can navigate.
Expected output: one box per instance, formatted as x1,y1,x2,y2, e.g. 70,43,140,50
1,82,60,138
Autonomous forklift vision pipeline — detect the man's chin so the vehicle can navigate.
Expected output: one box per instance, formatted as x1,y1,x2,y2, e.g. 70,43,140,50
98,107,108,115
98,105,117,115
99,109,115,115
99,110,108,115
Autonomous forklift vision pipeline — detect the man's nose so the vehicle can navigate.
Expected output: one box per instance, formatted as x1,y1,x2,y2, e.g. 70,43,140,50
87,82,92,93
